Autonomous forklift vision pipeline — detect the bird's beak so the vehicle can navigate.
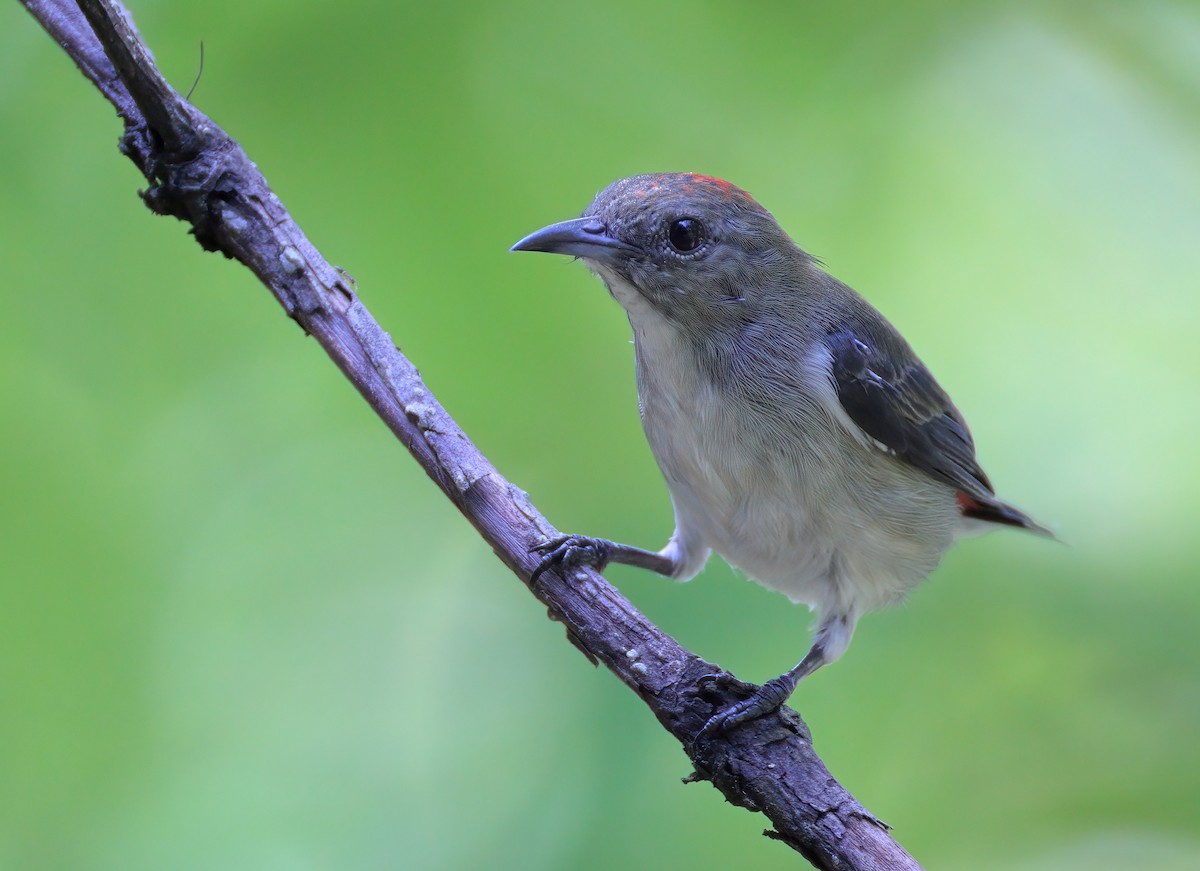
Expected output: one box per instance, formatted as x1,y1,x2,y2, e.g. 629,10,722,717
510,217,639,260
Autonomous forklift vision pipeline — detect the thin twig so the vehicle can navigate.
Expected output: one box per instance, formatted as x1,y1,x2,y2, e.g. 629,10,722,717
19,1,922,867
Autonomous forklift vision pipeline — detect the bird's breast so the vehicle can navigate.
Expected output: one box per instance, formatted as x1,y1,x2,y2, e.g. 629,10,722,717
630,315,957,615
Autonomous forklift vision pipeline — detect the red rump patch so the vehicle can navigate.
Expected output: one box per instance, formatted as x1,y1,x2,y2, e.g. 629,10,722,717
956,489,1033,531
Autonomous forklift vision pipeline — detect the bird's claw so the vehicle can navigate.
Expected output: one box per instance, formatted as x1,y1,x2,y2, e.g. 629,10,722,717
693,674,796,746
529,534,613,584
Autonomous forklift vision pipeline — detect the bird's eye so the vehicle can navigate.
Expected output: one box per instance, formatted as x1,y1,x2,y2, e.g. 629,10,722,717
667,218,704,254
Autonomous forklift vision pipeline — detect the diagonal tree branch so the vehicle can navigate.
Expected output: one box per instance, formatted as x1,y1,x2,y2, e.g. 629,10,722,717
20,1,922,867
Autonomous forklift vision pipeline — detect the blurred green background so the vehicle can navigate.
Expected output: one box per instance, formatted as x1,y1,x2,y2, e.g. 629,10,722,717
2,1,1198,868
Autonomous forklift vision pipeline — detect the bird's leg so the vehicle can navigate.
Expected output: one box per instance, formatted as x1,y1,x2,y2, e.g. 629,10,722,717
530,534,677,582
530,524,711,584
697,613,856,740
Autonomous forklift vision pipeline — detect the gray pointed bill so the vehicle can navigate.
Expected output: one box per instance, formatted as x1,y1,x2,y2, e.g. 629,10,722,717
510,217,640,260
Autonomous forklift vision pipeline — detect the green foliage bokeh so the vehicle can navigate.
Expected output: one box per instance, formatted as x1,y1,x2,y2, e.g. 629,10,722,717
2,1,1198,868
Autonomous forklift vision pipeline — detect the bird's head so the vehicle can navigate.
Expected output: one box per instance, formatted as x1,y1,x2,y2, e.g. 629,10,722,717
512,173,810,331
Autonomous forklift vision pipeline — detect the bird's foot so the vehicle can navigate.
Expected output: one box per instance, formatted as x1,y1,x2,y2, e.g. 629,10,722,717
694,673,798,745
529,534,614,584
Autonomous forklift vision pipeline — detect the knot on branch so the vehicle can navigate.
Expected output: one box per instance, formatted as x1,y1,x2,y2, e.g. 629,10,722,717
124,119,240,255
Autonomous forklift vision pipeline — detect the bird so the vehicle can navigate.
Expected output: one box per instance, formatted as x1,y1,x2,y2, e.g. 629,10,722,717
511,172,1049,735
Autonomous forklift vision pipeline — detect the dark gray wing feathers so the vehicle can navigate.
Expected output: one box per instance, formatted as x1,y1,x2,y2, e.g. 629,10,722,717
825,326,995,500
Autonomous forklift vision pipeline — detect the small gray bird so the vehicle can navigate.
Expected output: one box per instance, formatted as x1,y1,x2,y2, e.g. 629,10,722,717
512,173,1048,734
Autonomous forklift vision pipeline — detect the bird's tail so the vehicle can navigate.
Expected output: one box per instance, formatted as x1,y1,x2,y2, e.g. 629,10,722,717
957,492,1056,539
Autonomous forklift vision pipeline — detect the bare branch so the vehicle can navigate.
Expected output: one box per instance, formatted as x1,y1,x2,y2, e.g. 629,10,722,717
19,2,922,867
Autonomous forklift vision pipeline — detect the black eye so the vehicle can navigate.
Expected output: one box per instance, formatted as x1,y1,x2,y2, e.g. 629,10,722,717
667,218,704,253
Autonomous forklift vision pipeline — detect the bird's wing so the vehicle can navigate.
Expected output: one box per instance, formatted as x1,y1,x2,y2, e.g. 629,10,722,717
824,325,995,500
